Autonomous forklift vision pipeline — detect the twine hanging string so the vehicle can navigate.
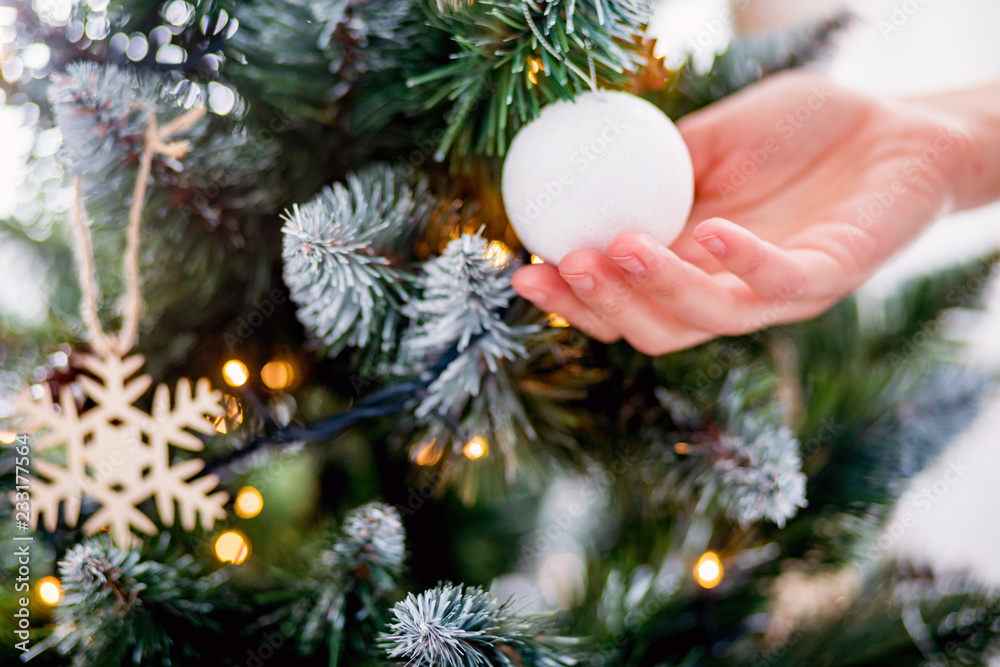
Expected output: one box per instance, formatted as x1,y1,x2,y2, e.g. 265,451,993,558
70,105,205,358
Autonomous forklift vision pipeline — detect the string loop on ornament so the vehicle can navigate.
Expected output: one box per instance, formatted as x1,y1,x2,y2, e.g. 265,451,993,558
586,51,597,93
70,105,206,358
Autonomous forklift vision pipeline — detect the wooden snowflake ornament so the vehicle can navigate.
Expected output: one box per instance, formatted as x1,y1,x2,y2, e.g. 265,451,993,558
14,351,229,545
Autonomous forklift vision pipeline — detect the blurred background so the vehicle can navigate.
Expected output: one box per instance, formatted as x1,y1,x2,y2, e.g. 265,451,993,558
651,0,1000,585
1,0,998,600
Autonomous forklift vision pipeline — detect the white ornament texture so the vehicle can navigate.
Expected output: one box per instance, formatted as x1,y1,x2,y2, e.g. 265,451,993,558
502,90,694,263
13,353,228,545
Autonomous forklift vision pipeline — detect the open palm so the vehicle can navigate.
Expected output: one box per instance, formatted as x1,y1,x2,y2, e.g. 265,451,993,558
512,72,969,355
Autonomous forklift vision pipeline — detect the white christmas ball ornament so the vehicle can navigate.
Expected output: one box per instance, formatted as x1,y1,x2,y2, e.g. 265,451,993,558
502,90,694,264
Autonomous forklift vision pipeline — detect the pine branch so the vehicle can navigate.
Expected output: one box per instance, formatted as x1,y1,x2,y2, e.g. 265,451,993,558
380,583,577,667
333,501,407,598
270,503,406,665
774,258,995,562
26,536,228,666
638,358,808,529
408,0,653,160
774,570,1000,666
45,61,288,374
282,164,436,359
398,231,540,421
226,0,421,120
712,417,807,529
868,252,1000,360
706,368,807,528
223,0,342,121
48,62,189,207
313,0,418,73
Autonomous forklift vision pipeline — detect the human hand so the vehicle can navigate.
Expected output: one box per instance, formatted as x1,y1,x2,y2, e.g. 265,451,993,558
511,71,974,355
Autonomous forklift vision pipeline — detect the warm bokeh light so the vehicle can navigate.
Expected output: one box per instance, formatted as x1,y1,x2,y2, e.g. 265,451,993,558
548,314,570,328
222,360,249,387
674,442,690,455
260,360,294,391
694,551,723,589
0,431,17,445
412,438,442,466
530,255,544,264
484,240,511,268
463,435,488,460
38,576,62,605
214,530,250,564
234,486,263,519
528,57,543,85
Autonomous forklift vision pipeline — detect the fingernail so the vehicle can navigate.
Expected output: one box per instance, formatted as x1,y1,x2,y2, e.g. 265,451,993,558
610,254,646,274
696,235,728,256
518,289,547,305
562,272,595,293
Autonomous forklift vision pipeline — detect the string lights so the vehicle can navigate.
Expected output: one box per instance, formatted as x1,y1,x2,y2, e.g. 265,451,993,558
463,436,488,460
694,551,724,589
214,530,250,564
234,486,264,519
222,360,249,387
260,360,294,391
37,576,62,605
412,438,443,466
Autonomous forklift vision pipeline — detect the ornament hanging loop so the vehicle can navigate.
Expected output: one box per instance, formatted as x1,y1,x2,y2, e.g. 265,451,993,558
71,105,205,359
586,51,598,93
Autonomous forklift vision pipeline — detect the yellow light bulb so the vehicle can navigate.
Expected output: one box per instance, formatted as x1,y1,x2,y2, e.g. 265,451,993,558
38,576,62,605
234,486,263,519
463,435,488,460
548,314,570,328
694,551,723,589
222,360,249,387
530,255,544,264
260,360,293,391
214,530,250,564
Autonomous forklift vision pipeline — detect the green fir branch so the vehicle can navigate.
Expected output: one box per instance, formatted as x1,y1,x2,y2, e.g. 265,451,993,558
774,571,1000,666
281,163,436,358
270,503,406,666
409,0,652,160
380,583,577,667
398,231,540,421
226,0,420,121
26,536,228,667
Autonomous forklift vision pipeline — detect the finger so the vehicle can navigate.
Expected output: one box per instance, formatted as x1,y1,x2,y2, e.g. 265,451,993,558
558,248,715,355
511,264,623,343
692,218,810,301
605,232,761,337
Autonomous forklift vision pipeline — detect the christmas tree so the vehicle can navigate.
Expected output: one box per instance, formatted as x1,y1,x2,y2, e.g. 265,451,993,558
2,1,998,666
